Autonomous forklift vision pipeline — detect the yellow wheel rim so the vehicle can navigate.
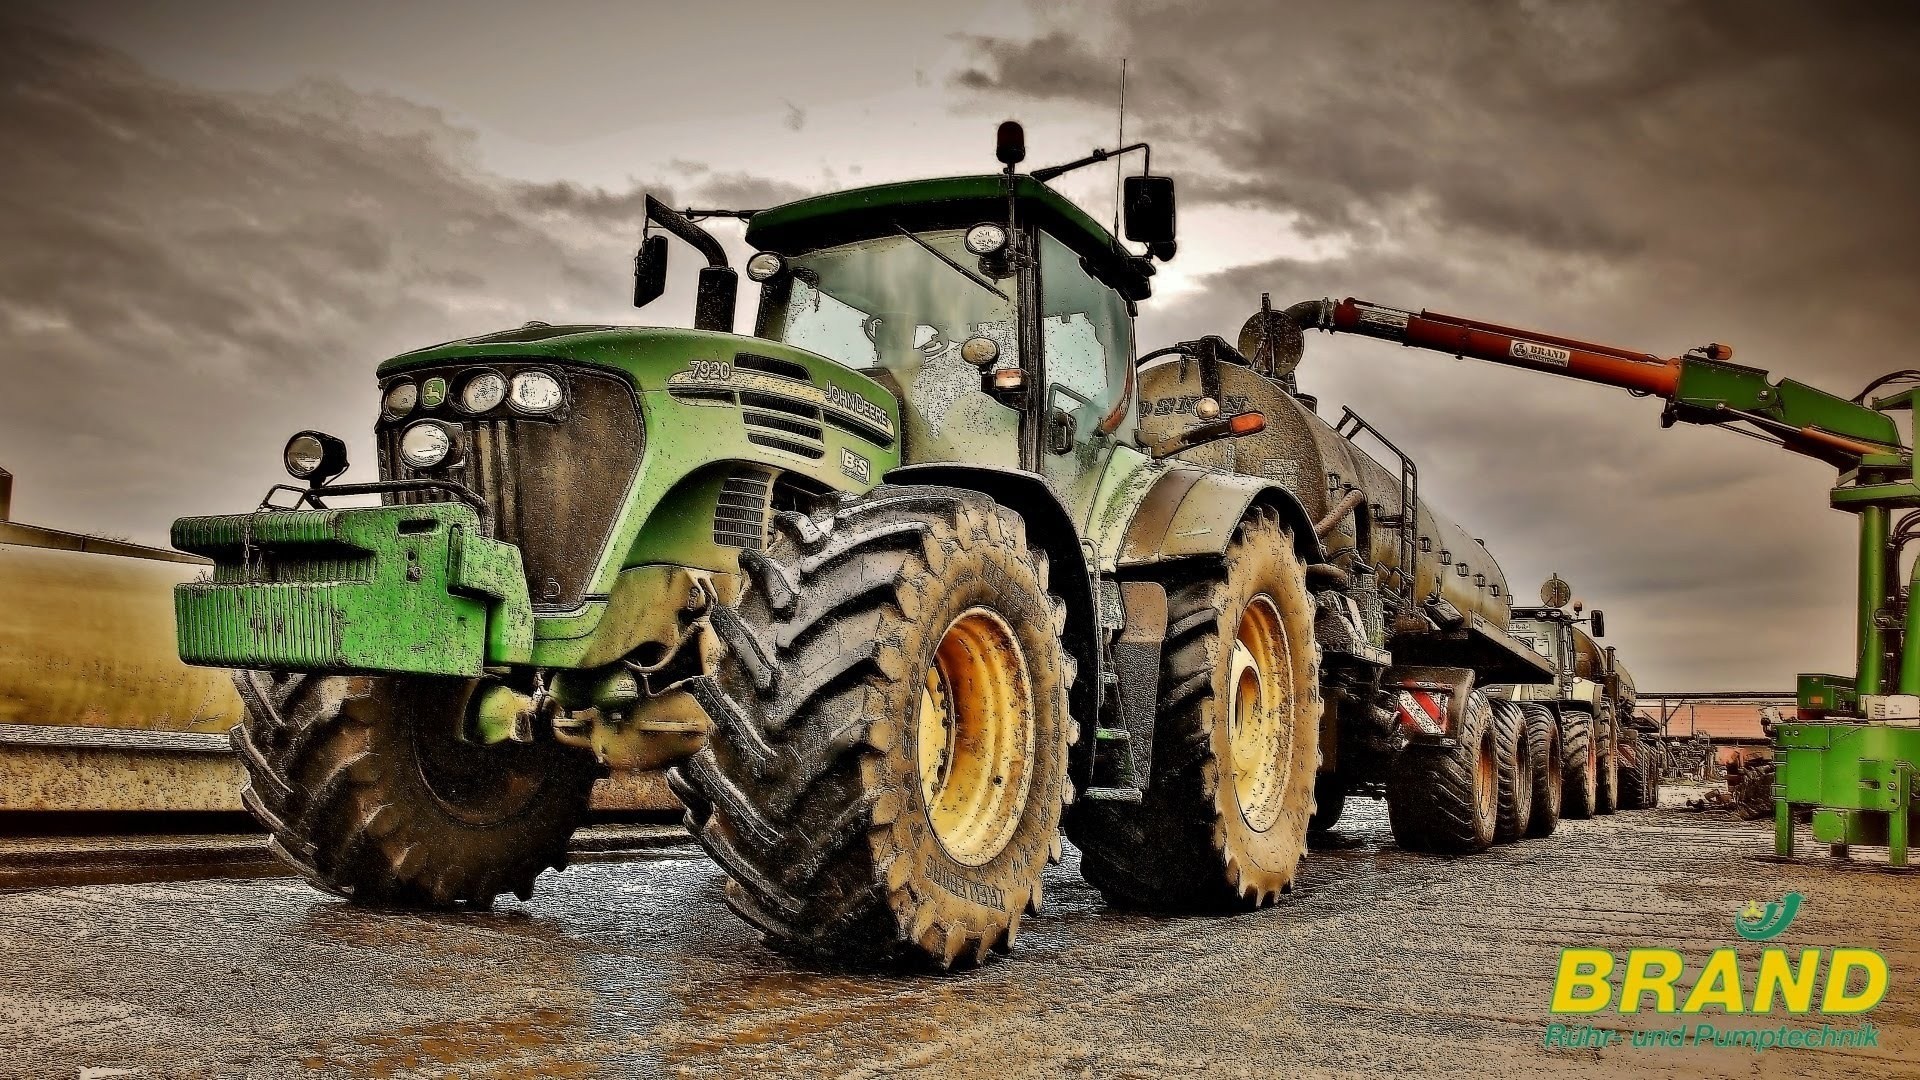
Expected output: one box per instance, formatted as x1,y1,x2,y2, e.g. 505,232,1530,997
1226,594,1292,834
916,607,1036,867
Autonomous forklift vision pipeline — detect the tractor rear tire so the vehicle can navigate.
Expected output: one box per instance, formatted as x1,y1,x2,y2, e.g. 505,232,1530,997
673,486,1075,968
231,672,597,907
1309,772,1347,834
1521,702,1563,838
1596,712,1620,814
1491,698,1535,843
1387,690,1499,855
1560,707,1600,820
1067,507,1321,910
1616,730,1648,810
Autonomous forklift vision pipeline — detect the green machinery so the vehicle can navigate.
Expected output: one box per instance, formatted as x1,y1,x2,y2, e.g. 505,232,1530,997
1281,296,1920,867
172,122,1593,967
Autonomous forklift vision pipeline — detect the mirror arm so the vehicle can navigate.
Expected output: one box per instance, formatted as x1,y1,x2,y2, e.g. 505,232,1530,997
1031,141,1151,184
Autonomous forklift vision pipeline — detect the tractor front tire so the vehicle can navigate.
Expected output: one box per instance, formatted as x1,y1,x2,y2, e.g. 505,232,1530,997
1521,702,1563,838
1388,690,1500,854
1491,698,1535,843
1067,507,1321,910
674,486,1075,968
1560,707,1600,820
231,672,597,907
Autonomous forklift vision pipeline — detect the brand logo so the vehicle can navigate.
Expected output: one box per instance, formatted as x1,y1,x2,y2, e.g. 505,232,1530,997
839,447,872,485
1544,895,1887,1054
1510,339,1572,367
1735,892,1802,941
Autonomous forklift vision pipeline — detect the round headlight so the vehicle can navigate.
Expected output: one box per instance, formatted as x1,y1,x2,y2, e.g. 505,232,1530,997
284,430,348,483
383,381,418,420
285,434,325,478
960,335,1000,367
458,370,507,414
399,421,456,469
745,251,787,282
964,223,1009,256
509,371,564,415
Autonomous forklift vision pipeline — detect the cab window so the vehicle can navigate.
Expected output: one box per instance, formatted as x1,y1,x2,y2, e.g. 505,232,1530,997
1038,231,1134,442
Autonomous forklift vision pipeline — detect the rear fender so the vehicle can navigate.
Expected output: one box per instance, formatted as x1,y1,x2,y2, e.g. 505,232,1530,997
1117,466,1323,569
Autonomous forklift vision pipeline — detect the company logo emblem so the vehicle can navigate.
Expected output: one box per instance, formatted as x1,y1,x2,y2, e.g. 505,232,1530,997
1735,892,1803,941
1510,339,1572,367
840,447,872,485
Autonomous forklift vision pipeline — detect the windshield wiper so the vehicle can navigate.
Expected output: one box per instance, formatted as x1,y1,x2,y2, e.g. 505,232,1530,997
891,223,1011,302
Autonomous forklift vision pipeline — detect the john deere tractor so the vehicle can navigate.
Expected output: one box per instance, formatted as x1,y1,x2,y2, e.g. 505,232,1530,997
176,123,1555,967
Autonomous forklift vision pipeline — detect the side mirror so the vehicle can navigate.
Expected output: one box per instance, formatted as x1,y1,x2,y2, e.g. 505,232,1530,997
1591,609,1606,638
633,235,668,309
1123,175,1176,246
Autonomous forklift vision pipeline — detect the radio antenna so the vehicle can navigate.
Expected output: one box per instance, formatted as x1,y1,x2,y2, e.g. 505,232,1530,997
1112,58,1127,239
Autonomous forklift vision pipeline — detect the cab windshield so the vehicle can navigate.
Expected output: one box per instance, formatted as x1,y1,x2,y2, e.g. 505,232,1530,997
759,230,1021,465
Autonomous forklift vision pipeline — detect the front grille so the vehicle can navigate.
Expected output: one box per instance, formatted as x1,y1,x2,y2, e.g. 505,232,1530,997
378,364,643,612
713,469,773,549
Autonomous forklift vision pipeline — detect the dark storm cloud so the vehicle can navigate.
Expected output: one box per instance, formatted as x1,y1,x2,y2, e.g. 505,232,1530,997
0,13,806,544
958,1,1920,687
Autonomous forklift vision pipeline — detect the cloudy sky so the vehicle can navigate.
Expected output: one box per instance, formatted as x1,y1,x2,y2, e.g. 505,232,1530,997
4,1,1917,689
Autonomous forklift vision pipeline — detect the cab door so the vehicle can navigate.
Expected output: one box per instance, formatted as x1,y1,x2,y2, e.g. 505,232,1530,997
1033,230,1138,526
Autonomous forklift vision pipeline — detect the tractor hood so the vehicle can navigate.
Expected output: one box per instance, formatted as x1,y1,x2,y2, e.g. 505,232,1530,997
379,323,898,429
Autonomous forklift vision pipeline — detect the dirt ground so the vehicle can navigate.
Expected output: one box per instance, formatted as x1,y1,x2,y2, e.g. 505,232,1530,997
1,788,1912,1079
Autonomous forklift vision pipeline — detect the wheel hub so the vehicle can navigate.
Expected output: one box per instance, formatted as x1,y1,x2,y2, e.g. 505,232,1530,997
916,607,1036,867
1226,594,1292,834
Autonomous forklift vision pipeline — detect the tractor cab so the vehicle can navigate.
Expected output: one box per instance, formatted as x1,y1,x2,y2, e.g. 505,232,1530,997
634,121,1175,505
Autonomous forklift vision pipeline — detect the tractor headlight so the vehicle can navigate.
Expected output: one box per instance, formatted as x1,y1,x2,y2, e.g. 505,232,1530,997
399,421,456,469
458,369,508,414
382,381,418,420
284,430,348,484
509,370,564,415
745,251,787,282
964,223,1009,256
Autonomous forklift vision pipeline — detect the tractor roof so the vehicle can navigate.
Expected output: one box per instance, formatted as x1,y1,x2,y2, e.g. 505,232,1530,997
745,174,1154,299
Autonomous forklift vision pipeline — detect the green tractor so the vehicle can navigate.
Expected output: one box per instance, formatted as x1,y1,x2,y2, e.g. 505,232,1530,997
175,123,1549,967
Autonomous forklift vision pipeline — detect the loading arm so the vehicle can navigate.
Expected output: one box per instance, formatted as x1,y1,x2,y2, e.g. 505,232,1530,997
1283,297,1908,467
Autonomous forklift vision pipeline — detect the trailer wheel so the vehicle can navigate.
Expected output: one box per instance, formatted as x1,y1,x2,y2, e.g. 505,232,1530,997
1309,772,1347,834
231,672,596,907
1067,507,1320,910
674,486,1074,968
1490,698,1534,843
1560,706,1599,819
1387,690,1499,854
1616,729,1648,810
1521,702,1563,837
1644,740,1664,808
1595,711,1620,814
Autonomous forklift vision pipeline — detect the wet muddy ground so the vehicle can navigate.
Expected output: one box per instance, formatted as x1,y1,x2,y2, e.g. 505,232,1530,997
2,791,1912,1079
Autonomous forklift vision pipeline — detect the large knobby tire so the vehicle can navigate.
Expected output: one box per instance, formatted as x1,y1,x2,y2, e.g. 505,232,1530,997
1521,702,1563,838
1616,729,1648,810
1595,712,1620,815
673,486,1074,968
1491,698,1535,843
1066,507,1321,910
231,672,597,907
1644,739,1664,808
1308,772,1347,834
1388,689,1499,854
1560,706,1600,820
